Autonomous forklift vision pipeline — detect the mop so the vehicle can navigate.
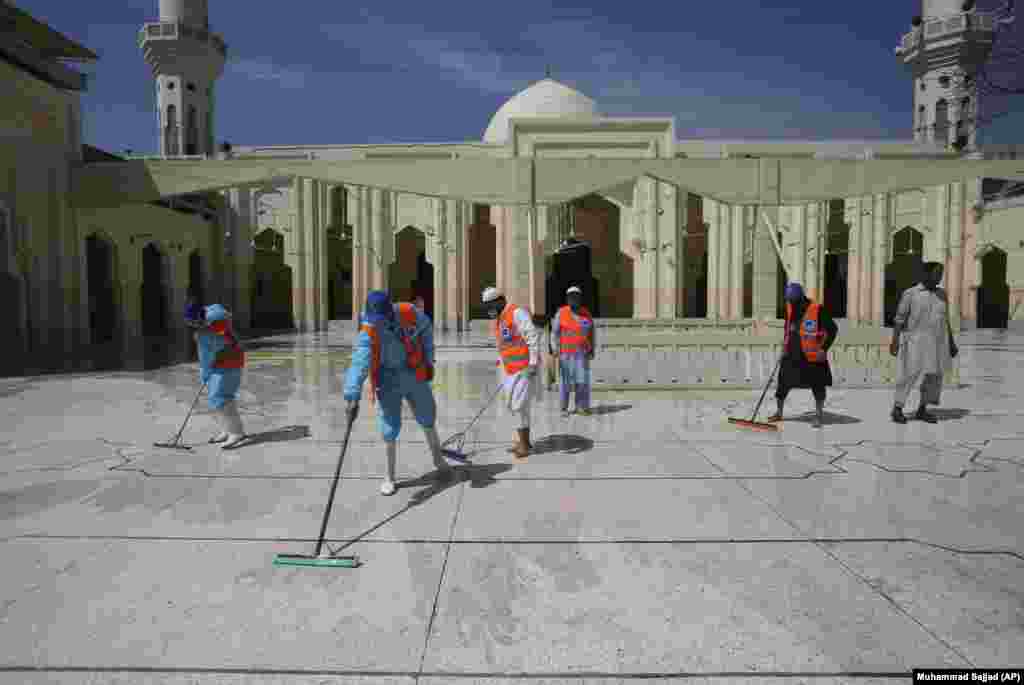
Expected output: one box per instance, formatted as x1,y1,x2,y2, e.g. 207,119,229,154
728,358,780,432
153,381,207,450
274,409,360,568
440,381,505,463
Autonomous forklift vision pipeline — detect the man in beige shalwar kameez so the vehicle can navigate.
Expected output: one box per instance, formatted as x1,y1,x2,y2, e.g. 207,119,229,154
889,261,960,424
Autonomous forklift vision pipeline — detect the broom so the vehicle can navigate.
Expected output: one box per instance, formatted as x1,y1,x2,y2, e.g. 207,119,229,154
728,358,780,432
154,381,207,450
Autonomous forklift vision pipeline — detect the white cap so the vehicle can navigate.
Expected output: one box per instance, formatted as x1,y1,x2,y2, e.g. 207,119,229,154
566,286,582,295
481,287,502,304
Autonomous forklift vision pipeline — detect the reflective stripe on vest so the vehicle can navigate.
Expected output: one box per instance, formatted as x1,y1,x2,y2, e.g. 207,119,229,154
361,303,433,404
558,305,593,356
784,301,827,363
494,305,530,375
210,320,245,369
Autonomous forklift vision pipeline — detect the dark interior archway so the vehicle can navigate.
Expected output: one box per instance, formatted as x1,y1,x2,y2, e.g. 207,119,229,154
884,227,924,326
86,234,118,344
389,226,433,317
251,228,293,329
823,200,849,318
188,250,204,306
683,196,707,318
0,273,24,371
468,205,496,320
326,225,353,320
978,247,1010,329
566,194,633,318
141,243,168,337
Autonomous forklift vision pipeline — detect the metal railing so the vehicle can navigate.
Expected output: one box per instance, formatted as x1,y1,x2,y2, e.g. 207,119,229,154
139,22,226,56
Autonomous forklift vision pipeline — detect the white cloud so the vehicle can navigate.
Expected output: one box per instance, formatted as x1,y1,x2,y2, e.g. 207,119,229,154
227,58,307,89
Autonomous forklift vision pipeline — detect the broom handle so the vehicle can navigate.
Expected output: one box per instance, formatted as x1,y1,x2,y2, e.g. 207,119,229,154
750,357,780,421
171,381,206,442
313,413,355,558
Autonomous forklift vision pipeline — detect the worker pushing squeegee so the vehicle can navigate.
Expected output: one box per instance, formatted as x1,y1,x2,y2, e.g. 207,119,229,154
343,290,462,496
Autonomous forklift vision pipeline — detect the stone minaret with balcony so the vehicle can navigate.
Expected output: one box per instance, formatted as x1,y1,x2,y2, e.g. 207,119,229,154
140,0,226,157
896,0,997,151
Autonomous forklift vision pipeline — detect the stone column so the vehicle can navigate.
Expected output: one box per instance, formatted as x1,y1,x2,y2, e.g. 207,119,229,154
730,204,744,319
871,194,889,324
529,204,546,318
169,251,190,358
845,197,862,322
369,188,390,292
946,183,964,331
752,205,779,320
703,198,720,319
641,177,658,319
286,177,307,330
962,180,981,325
804,202,823,302
716,201,732,319
859,195,876,324
232,187,254,332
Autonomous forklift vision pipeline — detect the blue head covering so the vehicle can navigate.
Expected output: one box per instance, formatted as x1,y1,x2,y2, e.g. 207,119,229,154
204,304,231,323
784,282,805,303
364,290,394,325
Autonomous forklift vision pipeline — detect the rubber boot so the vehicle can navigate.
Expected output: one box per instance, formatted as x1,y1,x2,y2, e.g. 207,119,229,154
381,441,397,495
423,426,452,480
209,410,229,444
221,400,247,449
511,429,530,459
523,427,533,450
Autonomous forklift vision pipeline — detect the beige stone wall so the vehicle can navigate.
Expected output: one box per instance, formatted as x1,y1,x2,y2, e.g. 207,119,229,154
0,58,87,364
76,202,217,355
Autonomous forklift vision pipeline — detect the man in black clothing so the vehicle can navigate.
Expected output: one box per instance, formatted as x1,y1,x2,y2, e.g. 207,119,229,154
768,282,839,429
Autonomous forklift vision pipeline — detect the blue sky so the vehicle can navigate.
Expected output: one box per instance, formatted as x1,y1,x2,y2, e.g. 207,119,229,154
17,0,1024,154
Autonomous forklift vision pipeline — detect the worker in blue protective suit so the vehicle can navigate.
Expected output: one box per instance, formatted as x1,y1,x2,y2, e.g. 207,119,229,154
194,304,247,449
343,290,455,496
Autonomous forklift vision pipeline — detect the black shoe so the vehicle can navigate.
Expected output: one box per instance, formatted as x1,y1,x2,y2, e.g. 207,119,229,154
915,407,938,423
891,407,907,424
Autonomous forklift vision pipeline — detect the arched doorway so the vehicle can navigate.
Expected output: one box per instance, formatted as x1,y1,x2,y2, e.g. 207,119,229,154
565,194,633,318
251,228,293,329
141,243,169,337
326,225,353,320
86,234,118,344
388,226,433,317
468,205,496,320
823,199,849,318
884,226,924,326
0,273,24,370
188,250,204,306
978,247,1010,329
683,196,707,318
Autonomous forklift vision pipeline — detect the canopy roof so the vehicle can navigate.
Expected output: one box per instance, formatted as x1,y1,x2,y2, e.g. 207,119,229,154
71,157,1024,209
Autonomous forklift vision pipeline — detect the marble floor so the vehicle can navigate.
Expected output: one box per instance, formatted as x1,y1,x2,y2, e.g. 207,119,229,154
0,326,1021,684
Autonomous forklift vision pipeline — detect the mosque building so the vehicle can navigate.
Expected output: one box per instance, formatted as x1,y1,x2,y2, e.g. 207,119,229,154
0,0,1022,373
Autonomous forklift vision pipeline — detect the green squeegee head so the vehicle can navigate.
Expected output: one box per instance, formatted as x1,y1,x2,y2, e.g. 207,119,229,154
273,554,360,568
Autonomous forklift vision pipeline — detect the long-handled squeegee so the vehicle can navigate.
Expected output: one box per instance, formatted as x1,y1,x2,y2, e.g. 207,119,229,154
273,413,360,569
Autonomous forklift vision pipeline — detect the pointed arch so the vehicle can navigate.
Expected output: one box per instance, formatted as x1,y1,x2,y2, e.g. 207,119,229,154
389,225,432,315
141,242,169,337
252,228,293,329
934,99,950,145
164,105,178,156
84,231,120,345
978,246,1009,329
884,226,924,326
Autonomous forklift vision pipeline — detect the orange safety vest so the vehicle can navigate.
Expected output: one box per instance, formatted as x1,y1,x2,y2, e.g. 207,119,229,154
557,305,593,356
494,304,531,375
360,303,433,404
784,301,827,363
210,320,246,369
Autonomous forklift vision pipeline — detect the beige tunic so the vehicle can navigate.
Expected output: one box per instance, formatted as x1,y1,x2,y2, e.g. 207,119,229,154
893,284,953,378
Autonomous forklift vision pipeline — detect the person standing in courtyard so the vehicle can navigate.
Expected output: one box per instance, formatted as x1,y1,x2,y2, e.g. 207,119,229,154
768,282,839,429
344,290,453,496
550,286,595,416
889,261,959,424
482,287,542,458
194,304,247,449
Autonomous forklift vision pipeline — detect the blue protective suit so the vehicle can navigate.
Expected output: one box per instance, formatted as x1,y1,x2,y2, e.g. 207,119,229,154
343,307,436,442
196,305,242,411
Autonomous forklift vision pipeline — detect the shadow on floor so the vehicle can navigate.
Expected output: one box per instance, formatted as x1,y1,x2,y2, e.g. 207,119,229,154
785,411,862,425
330,463,512,554
586,404,632,416
930,408,971,421
530,433,594,455
229,425,311,448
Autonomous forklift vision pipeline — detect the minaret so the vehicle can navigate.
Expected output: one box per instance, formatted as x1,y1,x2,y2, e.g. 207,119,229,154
140,0,227,156
896,0,996,150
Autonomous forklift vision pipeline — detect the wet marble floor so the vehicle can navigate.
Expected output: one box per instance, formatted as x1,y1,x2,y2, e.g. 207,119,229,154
0,326,1021,684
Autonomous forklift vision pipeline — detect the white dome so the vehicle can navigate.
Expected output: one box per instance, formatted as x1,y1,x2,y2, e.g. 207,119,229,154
482,78,600,144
